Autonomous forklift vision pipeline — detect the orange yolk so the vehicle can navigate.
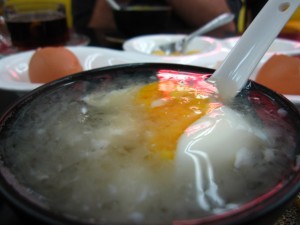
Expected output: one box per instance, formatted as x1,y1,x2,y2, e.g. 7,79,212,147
135,82,212,160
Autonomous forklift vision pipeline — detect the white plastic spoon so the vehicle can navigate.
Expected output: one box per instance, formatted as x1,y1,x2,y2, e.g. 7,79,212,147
176,1,300,209
157,13,234,55
209,0,300,103
105,0,121,11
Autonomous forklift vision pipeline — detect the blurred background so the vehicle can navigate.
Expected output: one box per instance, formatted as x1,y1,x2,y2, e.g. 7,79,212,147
0,0,299,49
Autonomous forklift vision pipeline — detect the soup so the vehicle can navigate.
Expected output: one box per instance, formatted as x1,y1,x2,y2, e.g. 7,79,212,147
0,68,298,225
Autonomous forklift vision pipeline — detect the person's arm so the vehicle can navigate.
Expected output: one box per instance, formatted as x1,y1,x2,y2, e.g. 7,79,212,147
167,0,236,35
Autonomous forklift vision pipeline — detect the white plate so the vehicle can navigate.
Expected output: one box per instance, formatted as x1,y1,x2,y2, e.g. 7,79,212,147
221,37,300,56
123,34,229,68
2,45,299,106
0,46,158,92
123,34,221,55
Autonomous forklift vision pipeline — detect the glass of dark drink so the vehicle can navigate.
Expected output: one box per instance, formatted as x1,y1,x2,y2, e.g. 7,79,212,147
3,1,69,50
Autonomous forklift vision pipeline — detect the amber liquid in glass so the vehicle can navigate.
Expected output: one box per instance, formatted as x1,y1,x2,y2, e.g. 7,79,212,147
6,11,69,49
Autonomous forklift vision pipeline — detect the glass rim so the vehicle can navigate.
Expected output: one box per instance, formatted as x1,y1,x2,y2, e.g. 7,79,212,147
3,1,66,17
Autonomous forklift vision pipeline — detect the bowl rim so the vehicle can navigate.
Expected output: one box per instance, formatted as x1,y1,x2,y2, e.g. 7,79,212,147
0,62,300,225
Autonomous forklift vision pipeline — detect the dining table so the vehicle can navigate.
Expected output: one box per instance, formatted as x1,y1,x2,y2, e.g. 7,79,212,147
0,25,300,224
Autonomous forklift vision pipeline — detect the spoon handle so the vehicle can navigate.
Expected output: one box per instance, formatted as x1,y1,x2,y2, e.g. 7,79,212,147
105,0,121,10
210,0,300,102
181,13,234,52
185,13,234,42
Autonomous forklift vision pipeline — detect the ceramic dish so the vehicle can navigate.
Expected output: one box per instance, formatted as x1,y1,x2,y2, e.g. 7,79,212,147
0,46,158,92
221,37,300,56
0,63,299,225
123,34,229,69
123,34,226,56
124,35,300,57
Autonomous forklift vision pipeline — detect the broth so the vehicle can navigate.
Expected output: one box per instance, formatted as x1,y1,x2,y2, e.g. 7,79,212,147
0,75,297,224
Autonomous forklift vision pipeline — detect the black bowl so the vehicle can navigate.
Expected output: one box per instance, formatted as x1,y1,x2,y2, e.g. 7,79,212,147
112,5,172,37
0,63,299,225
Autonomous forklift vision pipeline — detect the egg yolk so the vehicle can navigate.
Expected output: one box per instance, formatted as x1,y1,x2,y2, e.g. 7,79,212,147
28,47,83,83
152,49,200,56
135,82,213,160
255,54,300,95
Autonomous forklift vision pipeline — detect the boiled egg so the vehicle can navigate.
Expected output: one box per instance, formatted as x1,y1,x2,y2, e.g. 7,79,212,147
28,47,83,83
255,54,300,95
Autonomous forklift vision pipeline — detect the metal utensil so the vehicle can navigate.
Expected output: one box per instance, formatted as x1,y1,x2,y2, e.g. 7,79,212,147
105,0,121,11
209,0,300,103
157,13,234,55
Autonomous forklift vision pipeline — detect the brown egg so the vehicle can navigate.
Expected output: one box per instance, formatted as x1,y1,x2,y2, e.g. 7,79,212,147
255,54,300,95
29,47,83,83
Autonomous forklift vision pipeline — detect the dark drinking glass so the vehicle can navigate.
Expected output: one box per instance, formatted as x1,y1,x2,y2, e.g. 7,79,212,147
4,1,69,50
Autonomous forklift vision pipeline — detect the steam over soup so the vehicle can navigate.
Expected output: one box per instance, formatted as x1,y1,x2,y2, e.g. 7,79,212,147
0,73,296,225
